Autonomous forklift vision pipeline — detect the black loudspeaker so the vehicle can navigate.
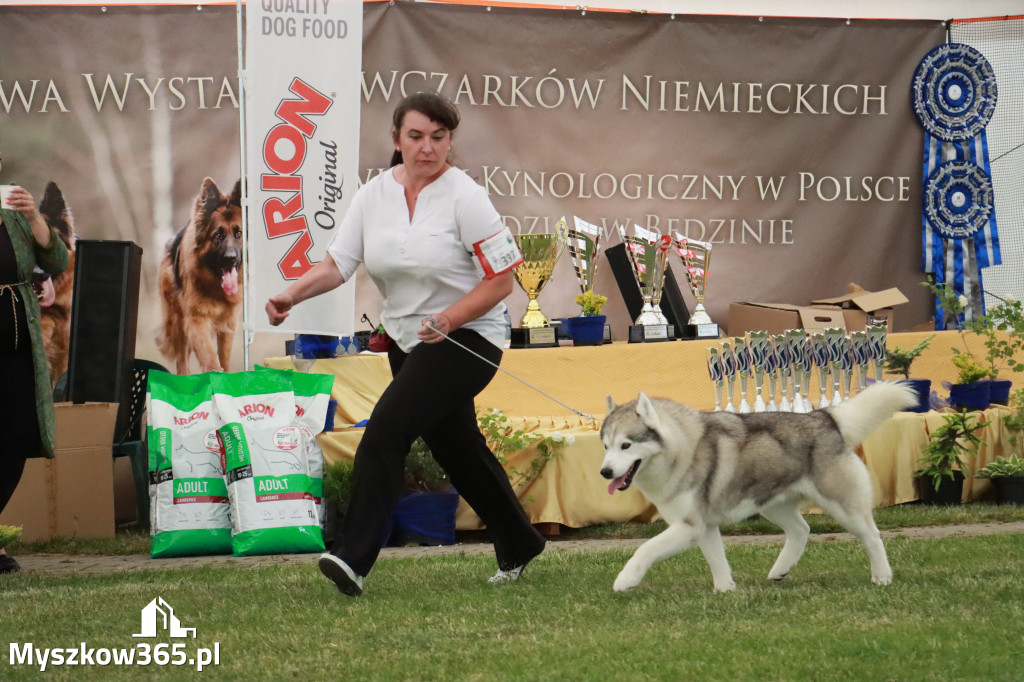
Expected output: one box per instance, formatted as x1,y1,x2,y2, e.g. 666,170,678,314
606,242,691,336
67,240,143,441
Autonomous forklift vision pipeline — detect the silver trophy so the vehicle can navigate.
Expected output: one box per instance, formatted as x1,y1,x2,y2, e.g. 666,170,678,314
733,336,752,414
619,224,672,341
866,324,888,382
567,216,602,295
720,340,737,413
706,346,725,412
785,329,811,413
841,334,856,401
773,333,792,412
825,327,846,407
850,331,869,393
747,331,770,413
673,234,719,339
811,333,831,409
764,334,779,412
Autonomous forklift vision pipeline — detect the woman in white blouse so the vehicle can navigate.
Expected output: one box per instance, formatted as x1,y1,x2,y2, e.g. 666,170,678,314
266,92,545,597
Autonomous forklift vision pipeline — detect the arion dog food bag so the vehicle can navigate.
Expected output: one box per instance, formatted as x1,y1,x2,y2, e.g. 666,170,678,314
255,366,334,529
148,371,232,558
210,372,324,556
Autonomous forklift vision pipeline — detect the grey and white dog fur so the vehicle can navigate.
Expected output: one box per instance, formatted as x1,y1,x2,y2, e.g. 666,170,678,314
600,381,917,593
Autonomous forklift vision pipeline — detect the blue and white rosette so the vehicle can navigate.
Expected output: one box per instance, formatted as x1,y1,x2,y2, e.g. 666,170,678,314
912,43,1000,328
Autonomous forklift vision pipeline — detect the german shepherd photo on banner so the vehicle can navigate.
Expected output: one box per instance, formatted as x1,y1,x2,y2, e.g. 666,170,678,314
157,177,243,374
37,181,76,388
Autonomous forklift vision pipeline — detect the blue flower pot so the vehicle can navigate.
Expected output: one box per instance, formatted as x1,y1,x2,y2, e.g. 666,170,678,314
387,490,460,546
989,379,1012,405
562,315,606,346
903,378,932,413
949,380,991,411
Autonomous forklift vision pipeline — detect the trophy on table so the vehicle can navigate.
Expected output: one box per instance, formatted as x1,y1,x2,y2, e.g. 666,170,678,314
706,346,725,412
850,331,869,393
866,324,888,382
566,216,608,343
720,340,738,413
510,222,568,348
811,333,831,409
733,336,752,413
619,225,673,342
747,331,770,413
841,334,856,401
673,234,719,339
787,329,813,413
825,327,846,407
763,334,779,412
773,333,792,412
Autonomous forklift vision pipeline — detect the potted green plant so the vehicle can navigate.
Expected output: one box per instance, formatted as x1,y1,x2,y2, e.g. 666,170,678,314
562,290,608,346
975,455,1024,505
925,278,1022,407
478,408,572,497
321,458,356,548
389,438,460,547
915,410,985,505
881,333,935,412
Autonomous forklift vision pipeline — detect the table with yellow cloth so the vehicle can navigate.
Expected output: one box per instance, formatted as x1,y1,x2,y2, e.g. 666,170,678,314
264,330,1020,529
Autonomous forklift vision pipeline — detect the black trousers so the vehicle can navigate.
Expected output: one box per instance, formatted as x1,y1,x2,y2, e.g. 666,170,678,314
331,329,545,576
0,342,38,518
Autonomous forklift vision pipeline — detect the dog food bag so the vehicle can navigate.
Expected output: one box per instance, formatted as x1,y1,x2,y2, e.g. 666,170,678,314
148,371,233,558
255,366,334,529
210,371,324,556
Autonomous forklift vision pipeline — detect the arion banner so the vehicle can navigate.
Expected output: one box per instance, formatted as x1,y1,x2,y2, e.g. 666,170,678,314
245,0,363,336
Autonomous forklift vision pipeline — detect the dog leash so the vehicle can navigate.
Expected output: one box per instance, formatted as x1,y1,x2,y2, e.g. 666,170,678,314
423,318,598,421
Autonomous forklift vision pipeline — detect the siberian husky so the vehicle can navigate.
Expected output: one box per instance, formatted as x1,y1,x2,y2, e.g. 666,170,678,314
600,381,916,593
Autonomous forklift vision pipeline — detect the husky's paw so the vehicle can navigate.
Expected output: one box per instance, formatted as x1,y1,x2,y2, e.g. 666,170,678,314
871,572,893,586
713,580,737,593
613,571,642,593
768,569,788,581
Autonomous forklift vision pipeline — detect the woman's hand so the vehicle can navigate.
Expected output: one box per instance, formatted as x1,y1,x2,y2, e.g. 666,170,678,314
419,313,453,344
265,292,295,326
3,186,39,221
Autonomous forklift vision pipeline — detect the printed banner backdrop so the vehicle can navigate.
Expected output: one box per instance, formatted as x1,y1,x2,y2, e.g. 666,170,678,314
0,3,944,377
246,0,362,336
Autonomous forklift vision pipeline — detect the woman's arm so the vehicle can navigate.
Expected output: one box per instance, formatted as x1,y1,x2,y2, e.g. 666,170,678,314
265,257,346,326
4,186,52,248
418,270,514,343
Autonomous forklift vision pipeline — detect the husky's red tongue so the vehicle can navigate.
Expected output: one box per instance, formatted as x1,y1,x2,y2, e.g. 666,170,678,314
608,474,629,496
222,267,238,296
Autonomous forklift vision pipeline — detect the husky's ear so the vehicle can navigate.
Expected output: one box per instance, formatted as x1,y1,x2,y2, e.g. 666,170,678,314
606,395,617,414
635,392,660,428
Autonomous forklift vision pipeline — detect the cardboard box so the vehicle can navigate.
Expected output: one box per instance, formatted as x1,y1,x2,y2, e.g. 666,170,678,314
729,302,847,337
812,287,908,332
0,402,119,542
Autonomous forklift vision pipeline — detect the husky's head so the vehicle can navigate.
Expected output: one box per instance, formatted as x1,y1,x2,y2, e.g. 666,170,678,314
600,392,664,495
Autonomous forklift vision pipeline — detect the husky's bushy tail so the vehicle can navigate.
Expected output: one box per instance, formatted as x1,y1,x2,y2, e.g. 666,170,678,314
830,381,918,447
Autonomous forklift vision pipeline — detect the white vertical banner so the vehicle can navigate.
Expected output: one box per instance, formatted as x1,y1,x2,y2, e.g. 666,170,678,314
245,0,361,335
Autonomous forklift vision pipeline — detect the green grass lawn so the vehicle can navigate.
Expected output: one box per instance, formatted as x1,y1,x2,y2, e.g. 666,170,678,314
1,504,1023,681
3,534,1023,681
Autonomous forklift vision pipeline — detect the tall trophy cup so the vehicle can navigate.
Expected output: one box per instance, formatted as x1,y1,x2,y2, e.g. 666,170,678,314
510,223,567,348
866,324,888,382
786,329,811,413
720,340,738,413
619,225,673,342
748,331,770,413
674,234,719,339
706,346,725,412
773,333,792,412
825,327,846,407
850,331,869,393
567,216,609,343
811,332,831,409
764,334,779,412
733,336,752,413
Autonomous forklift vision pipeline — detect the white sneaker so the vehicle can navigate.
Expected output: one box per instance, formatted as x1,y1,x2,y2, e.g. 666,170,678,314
488,564,526,583
318,553,364,596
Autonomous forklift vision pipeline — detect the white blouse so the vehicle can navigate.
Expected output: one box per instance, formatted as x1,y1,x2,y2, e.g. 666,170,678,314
327,166,509,352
